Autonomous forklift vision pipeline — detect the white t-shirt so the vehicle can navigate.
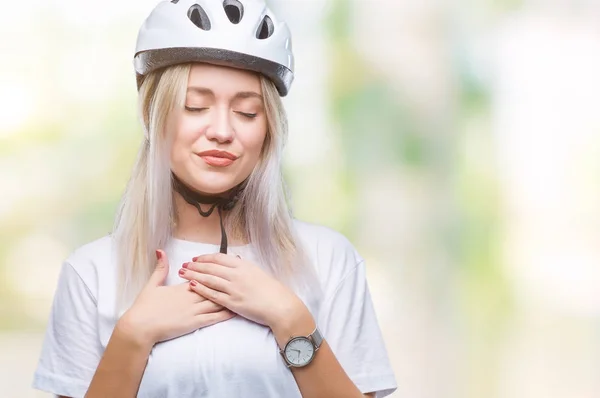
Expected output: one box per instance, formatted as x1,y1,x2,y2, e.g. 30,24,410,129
32,220,397,398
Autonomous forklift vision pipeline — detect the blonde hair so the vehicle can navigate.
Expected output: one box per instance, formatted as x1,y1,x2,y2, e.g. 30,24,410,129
112,63,320,314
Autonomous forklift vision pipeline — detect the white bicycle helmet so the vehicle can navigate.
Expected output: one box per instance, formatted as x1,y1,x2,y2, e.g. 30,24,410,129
134,0,294,96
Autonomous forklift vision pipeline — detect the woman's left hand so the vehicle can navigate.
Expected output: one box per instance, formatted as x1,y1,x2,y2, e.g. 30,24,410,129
178,253,307,330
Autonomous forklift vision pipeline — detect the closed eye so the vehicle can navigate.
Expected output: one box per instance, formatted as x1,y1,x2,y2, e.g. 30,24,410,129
235,111,257,119
185,106,208,112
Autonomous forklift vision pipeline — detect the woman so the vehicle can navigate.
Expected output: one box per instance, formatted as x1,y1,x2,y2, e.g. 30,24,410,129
32,0,397,397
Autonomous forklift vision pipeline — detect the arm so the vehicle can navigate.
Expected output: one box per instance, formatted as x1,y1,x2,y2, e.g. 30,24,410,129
34,261,153,398
84,310,375,398
56,325,151,398
83,321,153,398
83,317,376,398
68,325,374,398
183,253,391,398
36,250,233,398
271,305,377,398
84,250,233,397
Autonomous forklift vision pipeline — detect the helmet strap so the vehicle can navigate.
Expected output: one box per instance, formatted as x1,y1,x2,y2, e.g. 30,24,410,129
171,172,245,254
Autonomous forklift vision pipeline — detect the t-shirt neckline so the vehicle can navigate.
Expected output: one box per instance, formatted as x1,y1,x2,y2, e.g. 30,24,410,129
169,237,251,251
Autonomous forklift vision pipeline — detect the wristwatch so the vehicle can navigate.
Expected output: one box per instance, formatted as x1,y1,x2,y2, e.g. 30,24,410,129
279,327,324,368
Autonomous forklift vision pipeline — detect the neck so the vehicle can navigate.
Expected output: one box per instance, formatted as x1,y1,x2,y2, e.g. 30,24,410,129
172,192,246,245
170,173,248,246
172,192,220,244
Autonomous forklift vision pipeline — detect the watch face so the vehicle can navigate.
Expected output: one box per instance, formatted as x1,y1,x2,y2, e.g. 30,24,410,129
284,337,315,367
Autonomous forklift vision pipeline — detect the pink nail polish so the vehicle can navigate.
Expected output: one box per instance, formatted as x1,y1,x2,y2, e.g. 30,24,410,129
192,256,198,262
182,262,189,268
178,269,186,276
190,280,198,287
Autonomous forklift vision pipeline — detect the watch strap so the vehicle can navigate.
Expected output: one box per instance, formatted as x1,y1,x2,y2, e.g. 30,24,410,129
279,327,324,368
308,327,323,350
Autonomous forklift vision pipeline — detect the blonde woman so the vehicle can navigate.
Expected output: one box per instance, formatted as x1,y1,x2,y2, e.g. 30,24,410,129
32,1,397,397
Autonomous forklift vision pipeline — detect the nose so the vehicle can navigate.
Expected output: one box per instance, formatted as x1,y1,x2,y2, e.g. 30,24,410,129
205,106,234,144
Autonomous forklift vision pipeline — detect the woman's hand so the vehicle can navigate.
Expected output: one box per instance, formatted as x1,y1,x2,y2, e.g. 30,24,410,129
178,253,308,331
118,250,235,348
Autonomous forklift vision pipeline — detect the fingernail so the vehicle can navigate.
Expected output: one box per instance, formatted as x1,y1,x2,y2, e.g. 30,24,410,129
190,280,198,287
192,256,198,262
156,250,162,260
178,269,186,276
182,262,189,268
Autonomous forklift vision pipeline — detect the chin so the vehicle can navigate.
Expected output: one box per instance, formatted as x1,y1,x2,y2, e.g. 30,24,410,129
186,172,240,195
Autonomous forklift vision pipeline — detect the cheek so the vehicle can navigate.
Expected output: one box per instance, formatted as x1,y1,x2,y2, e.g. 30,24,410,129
176,116,206,142
171,117,207,161
239,123,267,161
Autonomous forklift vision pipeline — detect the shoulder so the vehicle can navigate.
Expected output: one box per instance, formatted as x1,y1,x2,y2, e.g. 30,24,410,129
66,235,114,264
62,234,115,301
293,219,354,247
292,219,364,290
293,219,361,256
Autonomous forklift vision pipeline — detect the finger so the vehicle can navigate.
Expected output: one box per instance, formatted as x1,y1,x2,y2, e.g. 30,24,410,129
172,279,204,292
183,285,208,302
192,253,239,268
189,280,228,306
147,249,170,287
184,261,233,281
180,269,230,294
195,299,224,315
195,309,236,329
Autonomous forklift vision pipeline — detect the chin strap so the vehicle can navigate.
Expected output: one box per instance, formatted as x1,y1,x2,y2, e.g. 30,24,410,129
172,173,244,254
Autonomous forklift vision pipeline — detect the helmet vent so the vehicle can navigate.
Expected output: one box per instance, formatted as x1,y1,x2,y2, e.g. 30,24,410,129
188,4,211,31
223,0,244,24
256,15,274,39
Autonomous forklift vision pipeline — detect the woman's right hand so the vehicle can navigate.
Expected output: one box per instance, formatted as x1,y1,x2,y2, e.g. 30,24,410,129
117,249,235,347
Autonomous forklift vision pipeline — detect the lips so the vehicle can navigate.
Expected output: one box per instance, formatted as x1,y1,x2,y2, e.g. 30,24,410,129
197,150,238,160
197,149,238,167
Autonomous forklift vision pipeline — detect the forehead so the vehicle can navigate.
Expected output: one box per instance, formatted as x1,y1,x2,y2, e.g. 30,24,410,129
187,63,262,96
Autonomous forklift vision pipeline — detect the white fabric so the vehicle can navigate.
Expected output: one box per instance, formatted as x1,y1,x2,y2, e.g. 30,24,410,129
135,0,293,68
134,0,295,96
32,220,397,398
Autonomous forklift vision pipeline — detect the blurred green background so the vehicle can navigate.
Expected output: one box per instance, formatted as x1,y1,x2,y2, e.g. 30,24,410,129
2,0,600,397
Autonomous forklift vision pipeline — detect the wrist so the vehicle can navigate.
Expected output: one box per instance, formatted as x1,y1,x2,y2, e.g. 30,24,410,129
115,315,156,351
269,298,316,349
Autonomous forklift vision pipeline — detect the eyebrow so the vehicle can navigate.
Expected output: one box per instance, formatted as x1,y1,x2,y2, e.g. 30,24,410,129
187,86,263,100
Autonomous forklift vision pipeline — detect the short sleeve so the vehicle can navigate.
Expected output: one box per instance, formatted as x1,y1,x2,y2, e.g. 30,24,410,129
318,259,397,398
32,261,102,398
